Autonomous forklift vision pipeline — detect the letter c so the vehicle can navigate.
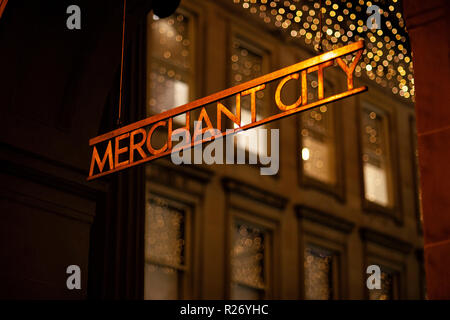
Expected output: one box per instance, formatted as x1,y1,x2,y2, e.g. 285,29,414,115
275,73,302,111
146,121,168,155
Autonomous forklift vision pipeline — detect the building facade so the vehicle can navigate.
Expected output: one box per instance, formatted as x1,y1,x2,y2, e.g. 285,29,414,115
0,0,428,300
143,0,424,299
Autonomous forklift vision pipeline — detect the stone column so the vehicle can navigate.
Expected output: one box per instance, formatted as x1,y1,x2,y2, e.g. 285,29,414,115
403,0,450,299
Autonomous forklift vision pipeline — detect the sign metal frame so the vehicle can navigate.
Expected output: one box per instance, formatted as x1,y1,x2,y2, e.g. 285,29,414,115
88,40,367,181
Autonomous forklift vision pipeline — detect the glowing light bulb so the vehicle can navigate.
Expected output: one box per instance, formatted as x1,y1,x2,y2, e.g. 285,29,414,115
302,148,310,161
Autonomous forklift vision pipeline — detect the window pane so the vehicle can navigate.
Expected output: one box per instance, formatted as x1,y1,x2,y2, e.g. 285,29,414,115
144,197,185,299
231,222,266,299
144,264,180,299
304,246,334,300
361,107,393,207
230,39,266,156
147,13,192,123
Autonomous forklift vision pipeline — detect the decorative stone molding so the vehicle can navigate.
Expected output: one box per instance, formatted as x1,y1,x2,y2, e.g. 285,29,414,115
360,227,413,254
222,177,288,210
295,204,355,234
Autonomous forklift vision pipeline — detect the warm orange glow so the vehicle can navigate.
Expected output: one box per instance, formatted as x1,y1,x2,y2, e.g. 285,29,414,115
88,41,368,181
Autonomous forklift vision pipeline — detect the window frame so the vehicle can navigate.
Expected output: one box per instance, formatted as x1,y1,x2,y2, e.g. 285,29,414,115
146,4,204,118
144,161,213,299
291,47,346,201
225,203,281,300
356,95,402,223
144,159,211,299
144,193,193,299
303,242,341,300
360,228,411,300
223,23,278,173
230,216,273,299
296,79,346,201
296,205,354,300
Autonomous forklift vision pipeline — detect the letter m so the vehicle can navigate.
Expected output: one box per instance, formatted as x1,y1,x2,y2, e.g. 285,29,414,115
89,141,114,177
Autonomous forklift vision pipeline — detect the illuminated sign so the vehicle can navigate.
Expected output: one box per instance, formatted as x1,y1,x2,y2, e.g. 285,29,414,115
88,40,367,181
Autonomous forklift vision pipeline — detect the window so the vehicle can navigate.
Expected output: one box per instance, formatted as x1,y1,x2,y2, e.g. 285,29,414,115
145,11,196,299
361,104,394,208
230,221,270,299
368,268,400,300
298,70,342,196
297,206,352,299
229,38,268,156
304,245,337,300
144,196,190,299
147,11,194,123
361,228,408,300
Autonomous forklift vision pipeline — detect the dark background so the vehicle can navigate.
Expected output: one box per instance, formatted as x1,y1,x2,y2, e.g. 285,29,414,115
0,0,179,299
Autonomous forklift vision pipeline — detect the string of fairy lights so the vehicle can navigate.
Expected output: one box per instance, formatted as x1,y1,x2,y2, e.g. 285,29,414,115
232,0,415,101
